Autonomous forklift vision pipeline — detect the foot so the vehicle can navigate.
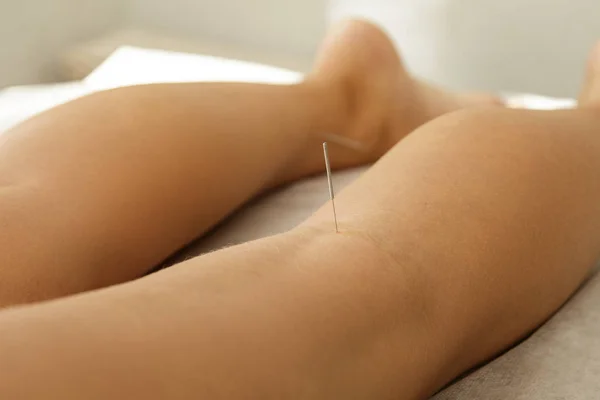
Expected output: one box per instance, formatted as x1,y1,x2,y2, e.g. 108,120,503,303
579,41,600,108
307,19,501,167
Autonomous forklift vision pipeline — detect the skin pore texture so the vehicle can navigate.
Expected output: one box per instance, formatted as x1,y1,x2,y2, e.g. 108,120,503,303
1,19,600,400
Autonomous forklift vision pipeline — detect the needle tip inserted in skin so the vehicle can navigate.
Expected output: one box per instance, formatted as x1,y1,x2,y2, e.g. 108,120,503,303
322,142,339,233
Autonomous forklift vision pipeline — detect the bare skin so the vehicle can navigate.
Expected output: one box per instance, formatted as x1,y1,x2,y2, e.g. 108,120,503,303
1,19,600,400
0,20,495,308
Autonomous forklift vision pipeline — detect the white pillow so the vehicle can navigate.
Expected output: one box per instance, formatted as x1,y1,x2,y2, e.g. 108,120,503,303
84,46,302,91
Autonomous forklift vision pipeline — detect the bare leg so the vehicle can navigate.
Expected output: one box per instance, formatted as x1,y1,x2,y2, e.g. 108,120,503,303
0,20,496,307
1,43,600,400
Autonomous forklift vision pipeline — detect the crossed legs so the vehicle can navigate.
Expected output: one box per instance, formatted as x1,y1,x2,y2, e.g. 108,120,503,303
3,103,600,399
2,19,600,400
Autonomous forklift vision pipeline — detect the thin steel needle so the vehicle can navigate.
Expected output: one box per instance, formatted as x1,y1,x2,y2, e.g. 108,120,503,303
322,142,339,233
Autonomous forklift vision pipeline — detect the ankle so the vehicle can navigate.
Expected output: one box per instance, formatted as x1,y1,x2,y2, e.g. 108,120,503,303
302,77,350,135
266,80,353,188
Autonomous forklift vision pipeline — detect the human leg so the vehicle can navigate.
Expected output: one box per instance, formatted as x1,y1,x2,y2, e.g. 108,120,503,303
2,61,600,399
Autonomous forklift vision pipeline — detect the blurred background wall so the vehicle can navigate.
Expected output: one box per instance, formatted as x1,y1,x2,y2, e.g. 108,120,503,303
1,0,600,97
0,0,127,88
127,0,326,62
0,0,326,88
330,0,600,98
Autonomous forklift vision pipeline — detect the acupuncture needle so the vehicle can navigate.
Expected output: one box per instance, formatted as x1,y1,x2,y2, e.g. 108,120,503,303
322,142,339,233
